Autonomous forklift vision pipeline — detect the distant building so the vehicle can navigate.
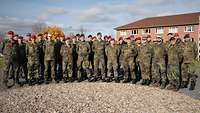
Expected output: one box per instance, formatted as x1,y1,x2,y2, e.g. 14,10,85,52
114,12,200,55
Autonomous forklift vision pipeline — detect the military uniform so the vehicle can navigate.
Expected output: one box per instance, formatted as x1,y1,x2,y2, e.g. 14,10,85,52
105,43,120,82
93,40,106,81
138,42,153,85
76,41,91,81
121,42,138,83
60,42,73,82
2,39,19,85
152,42,167,88
181,40,198,88
26,42,40,84
44,40,56,82
167,43,183,90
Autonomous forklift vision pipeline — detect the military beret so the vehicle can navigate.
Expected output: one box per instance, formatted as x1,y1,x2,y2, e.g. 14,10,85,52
7,31,14,35
173,33,179,37
135,37,141,41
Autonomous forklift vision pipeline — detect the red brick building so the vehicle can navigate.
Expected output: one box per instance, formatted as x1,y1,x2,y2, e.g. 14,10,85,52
115,12,200,54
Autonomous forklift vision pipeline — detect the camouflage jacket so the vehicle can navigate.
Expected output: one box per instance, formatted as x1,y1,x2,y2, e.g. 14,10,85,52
60,43,73,62
152,43,167,63
76,41,90,57
26,42,39,61
44,40,55,61
121,43,138,61
1,39,19,62
92,40,106,57
183,41,198,63
105,44,120,61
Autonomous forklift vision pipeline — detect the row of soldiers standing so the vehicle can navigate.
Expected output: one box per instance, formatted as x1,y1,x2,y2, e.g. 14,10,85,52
1,31,198,91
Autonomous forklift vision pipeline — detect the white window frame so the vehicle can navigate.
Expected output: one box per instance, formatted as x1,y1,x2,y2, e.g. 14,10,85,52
132,29,138,35
142,28,150,34
120,31,127,37
184,25,194,32
156,27,163,34
169,26,178,33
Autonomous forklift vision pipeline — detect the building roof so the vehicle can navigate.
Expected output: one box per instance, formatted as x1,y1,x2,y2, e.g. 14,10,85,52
115,12,200,30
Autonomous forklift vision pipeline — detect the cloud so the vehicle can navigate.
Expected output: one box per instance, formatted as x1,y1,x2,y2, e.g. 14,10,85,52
47,7,67,14
0,16,44,35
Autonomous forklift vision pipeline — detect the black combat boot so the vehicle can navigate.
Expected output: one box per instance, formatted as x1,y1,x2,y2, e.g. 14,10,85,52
180,81,188,88
141,79,146,85
189,80,196,90
131,79,137,84
160,82,166,89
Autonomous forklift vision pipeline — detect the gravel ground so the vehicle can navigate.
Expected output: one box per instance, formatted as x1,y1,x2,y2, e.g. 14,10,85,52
0,83,200,113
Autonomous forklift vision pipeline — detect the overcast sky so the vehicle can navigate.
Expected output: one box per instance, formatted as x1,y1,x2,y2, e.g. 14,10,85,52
0,0,200,36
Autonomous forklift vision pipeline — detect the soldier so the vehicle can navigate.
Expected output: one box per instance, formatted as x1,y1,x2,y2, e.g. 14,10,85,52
181,34,198,90
88,35,94,72
151,37,167,89
138,36,153,85
72,36,78,81
105,39,120,82
76,34,91,82
121,37,138,83
60,37,73,83
92,32,106,81
2,31,19,88
36,33,45,84
26,35,40,85
166,36,182,91
54,35,63,82
16,36,28,85
44,34,56,84
117,37,126,81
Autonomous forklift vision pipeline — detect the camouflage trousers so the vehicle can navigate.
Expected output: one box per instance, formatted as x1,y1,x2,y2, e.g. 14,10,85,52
107,59,118,78
77,56,90,78
44,60,56,80
94,55,105,79
182,62,196,82
121,58,136,80
62,59,73,78
167,64,180,82
152,60,166,83
3,58,18,81
140,58,151,80
27,60,39,80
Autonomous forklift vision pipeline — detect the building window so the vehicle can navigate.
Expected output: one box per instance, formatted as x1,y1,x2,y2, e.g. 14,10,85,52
132,29,138,35
169,26,178,33
156,27,163,34
185,25,194,32
143,28,150,34
120,31,126,37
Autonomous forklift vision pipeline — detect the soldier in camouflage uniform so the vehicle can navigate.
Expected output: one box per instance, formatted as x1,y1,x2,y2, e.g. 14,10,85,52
151,37,167,89
44,34,56,84
121,37,138,83
138,36,153,85
166,37,183,91
60,37,73,83
92,32,106,81
2,31,19,87
105,39,120,82
181,34,198,90
76,34,91,82
26,35,40,85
